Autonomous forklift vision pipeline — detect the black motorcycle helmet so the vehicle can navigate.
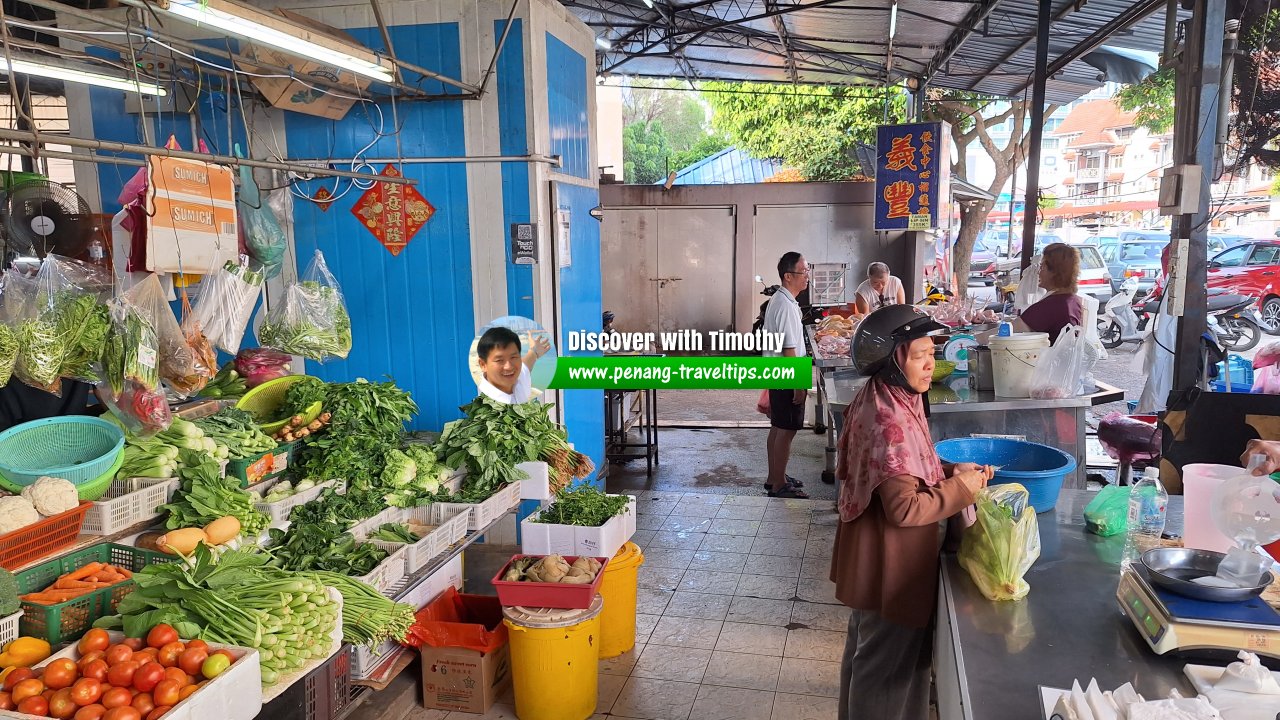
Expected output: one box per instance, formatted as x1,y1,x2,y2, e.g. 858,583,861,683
851,305,947,388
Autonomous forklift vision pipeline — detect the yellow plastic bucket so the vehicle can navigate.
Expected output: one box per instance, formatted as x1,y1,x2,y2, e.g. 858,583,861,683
502,595,604,720
598,542,644,658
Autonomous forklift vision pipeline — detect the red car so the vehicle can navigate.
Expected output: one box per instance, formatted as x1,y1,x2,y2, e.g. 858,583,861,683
1207,240,1280,333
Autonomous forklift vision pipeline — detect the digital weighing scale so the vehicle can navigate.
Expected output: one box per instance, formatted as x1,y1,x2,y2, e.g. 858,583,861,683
1117,567,1280,660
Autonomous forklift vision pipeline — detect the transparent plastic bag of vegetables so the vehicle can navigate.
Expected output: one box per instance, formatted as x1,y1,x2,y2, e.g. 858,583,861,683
123,274,201,398
190,255,264,354
0,268,34,387
13,255,111,393
174,289,218,397
958,484,1041,601
95,298,170,434
258,250,352,361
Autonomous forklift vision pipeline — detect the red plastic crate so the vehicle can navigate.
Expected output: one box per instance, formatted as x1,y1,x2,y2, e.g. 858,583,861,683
0,501,91,571
491,555,609,610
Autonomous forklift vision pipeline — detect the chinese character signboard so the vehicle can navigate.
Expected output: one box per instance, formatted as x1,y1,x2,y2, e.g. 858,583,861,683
874,122,951,231
351,164,436,256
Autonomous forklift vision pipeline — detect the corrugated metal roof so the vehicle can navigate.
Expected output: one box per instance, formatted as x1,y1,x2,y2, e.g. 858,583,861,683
663,146,784,185
567,0,1178,104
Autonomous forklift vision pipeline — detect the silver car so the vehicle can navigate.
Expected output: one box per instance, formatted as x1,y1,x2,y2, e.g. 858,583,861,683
1100,241,1165,293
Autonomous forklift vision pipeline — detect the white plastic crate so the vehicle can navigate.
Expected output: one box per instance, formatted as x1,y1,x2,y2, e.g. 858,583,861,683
83,479,179,535
396,505,469,573
351,638,399,680
348,506,401,539
251,478,339,524
0,611,21,648
357,543,409,597
429,482,521,532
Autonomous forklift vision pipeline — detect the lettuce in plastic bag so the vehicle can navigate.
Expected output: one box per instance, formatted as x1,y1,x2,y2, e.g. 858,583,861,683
958,484,1041,601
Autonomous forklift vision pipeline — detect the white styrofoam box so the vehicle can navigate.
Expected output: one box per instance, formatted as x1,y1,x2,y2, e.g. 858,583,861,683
401,555,464,610
251,477,339,524
0,630,262,720
517,461,551,500
352,638,398,680
359,543,410,597
83,478,179,535
520,495,637,558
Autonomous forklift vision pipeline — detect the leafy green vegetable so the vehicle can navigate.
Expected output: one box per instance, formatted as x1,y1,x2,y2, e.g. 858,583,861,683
55,292,110,381
258,281,352,361
0,324,18,386
265,521,388,577
535,486,630,527
295,379,418,485
101,300,159,394
193,407,278,459
160,450,269,536
15,318,65,388
958,484,1041,601
274,376,327,421
370,522,419,544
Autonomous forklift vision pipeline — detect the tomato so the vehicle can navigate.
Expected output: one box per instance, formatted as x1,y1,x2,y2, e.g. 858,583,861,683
121,639,145,653
130,692,154,716
104,645,134,666
145,707,170,720
103,707,142,720
78,652,107,673
4,668,34,691
160,668,188,688
79,629,111,656
209,649,233,663
151,681,179,707
131,663,164,694
12,678,46,703
101,687,133,709
70,678,104,706
18,695,48,716
176,648,207,678
49,688,78,719
74,704,107,720
81,660,109,683
45,658,80,690
183,640,208,654
145,626,177,651
106,661,139,689
155,643,184,669
0,691,12,710
43,688,55,701
134,648,158,664
199,653,230,680
180,684,200,701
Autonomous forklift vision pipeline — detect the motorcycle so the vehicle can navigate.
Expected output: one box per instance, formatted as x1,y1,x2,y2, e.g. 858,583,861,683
1102,277,1263,352
1209,295,1264,352
751,275,824,334
1099,277,1145,349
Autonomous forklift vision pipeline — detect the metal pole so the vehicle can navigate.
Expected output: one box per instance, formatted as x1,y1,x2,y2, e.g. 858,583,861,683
1171,0,1225,392
289,154,563,167
478,0,522,96
1019,0,1052,268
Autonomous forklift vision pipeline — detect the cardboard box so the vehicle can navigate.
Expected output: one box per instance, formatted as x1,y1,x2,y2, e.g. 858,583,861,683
245,9,373,120
520,494,637,557
417,590,511,714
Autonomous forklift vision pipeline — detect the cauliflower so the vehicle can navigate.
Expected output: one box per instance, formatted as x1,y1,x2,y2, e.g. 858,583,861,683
0,496,40,534
21,477,80,517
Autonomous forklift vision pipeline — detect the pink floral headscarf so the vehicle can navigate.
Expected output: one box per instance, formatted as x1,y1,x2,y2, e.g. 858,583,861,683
836,361,944,523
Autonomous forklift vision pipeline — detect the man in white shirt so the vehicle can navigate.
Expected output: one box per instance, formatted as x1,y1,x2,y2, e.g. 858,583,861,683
476,326,550,404
763,252,809,498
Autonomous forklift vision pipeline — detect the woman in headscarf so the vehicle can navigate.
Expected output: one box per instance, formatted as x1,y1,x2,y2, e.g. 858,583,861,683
832,305,993,720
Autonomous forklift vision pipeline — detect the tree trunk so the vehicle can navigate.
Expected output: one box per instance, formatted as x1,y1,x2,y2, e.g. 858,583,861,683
952,202,990,300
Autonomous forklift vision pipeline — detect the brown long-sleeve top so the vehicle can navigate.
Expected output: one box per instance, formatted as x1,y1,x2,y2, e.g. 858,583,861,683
830,473,977,629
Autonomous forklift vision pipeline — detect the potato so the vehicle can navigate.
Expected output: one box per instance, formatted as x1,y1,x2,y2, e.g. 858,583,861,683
157,527,210,555
203,516,242,545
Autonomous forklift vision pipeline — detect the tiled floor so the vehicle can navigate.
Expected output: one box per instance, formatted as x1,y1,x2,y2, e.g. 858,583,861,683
434,492,848,720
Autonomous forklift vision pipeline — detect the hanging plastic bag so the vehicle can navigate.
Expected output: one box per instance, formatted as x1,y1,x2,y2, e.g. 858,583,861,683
122,274,203,398
0,269,35,387
174,290,218,397
236,148,286,279
1028,325,1086,399
959,484,1041,601
234,347,293,389
191,256,264,354
13,255,111,392
1252,364,1280,394
96,297,170,435
1084,485,1130,537
1014,256,1046,311
258,250,352,361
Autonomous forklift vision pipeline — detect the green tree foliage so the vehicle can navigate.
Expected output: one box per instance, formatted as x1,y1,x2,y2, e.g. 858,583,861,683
668,134,732,173
623,121,672,184
701,82,905,181
1115,67,1176,135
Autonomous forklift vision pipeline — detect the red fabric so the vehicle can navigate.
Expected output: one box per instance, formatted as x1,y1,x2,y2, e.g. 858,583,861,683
1020,293,1083,344
836,366,944,524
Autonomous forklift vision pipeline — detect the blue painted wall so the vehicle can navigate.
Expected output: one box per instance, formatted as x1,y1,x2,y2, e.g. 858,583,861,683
495,19,534,318
284,23,474,431
544,34,590,180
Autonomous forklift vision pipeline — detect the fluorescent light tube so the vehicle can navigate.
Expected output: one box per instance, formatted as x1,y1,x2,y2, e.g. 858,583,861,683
642,0,656,8
889,1,898,41
138,0,394,82
596,37,612,50
5,55,167,96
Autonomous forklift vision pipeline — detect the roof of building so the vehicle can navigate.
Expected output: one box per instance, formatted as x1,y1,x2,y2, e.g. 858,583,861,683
663,146,785,185
1051,100,1138,148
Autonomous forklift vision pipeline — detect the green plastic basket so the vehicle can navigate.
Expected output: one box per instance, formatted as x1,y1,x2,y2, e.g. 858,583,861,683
0,416,125,488
16,543,172,645
236,375,323,434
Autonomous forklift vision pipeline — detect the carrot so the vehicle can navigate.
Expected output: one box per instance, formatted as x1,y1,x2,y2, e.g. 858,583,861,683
63,562,104,582
114,567,133,579
51,579,102,590
90,570,122,584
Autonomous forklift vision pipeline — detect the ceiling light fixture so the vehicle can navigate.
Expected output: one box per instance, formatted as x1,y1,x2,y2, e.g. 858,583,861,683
889,1,899,41
122,0,394,83
4,53,167,95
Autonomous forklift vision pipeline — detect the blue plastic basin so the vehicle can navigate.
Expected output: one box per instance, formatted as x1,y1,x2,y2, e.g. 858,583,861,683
934,437,1077,513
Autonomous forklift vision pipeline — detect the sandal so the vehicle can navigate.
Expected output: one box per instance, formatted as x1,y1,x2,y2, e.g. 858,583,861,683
762,475,804,491
767,485,809,499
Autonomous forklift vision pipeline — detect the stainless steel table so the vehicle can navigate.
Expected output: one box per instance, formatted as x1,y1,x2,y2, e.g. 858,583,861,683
935,491,1189,720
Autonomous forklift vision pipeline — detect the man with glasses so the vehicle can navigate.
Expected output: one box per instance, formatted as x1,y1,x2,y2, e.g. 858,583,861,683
762,252,810,498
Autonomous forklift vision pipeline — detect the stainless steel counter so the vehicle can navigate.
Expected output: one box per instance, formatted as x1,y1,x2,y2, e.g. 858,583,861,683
823,374,1124,415
935,491,1189,720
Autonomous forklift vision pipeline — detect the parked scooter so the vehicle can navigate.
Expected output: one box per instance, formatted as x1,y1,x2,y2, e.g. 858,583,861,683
1099,277,1144,349
751,275,824,334
1102,277,1264,352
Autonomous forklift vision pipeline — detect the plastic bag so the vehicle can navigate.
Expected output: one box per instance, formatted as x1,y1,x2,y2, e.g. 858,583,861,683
1027,325,1086,399
958,484,1041,601
401,587,509,651
0,269,33,387
96,298,170,435
235,347,292,388
123,274,199,397
1254,341,1280,370
1084,485,1130,537
174,290,218,397
1252,364,1280,394
237,153,286,279
13,255,111,392
1014,256,1046,311
258,251,352,361
191,256,264,354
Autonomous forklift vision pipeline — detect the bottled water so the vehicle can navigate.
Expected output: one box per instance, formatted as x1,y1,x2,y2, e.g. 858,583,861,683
1122,467,1168,569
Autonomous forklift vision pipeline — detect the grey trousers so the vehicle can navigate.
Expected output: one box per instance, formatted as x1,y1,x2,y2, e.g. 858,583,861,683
839,609,932,720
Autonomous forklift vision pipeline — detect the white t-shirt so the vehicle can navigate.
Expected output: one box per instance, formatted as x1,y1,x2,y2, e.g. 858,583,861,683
763,287,806,358
856,276,904,311
478,364,532,404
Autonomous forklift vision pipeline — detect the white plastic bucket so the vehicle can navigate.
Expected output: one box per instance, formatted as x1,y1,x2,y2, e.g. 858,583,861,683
990,332,1050,398
1182,463,1238,553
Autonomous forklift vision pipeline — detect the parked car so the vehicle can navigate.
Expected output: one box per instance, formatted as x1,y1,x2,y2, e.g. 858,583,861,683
1074,245,1113,303
1208,233,1248,255
1094,228,1169,248
969,230,1008,285
1207,239,1280,333
1100,240,1166,293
